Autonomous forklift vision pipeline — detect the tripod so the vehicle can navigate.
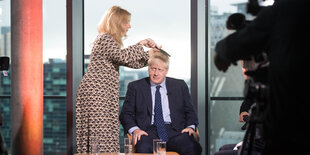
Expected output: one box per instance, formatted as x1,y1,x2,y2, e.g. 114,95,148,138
239,101,265,155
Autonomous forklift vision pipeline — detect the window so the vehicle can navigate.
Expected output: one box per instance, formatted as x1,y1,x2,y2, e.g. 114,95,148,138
209,0,248,154
43,0,67,154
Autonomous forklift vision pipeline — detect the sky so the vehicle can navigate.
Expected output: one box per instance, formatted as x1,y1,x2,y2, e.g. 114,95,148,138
210,0,274,14
0,0,10,29
210,0,247,14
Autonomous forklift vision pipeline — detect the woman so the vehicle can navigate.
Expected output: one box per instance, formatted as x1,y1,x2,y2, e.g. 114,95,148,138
75,6,159,153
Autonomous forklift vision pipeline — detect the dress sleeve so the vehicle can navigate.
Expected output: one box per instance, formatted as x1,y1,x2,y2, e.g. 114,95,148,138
99,34,149,69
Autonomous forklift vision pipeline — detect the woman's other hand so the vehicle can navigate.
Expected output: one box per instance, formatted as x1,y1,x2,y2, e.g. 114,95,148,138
139,38,161,48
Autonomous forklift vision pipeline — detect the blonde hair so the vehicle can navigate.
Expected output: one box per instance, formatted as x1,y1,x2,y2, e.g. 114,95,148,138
97,6,131,47
148,52,170,69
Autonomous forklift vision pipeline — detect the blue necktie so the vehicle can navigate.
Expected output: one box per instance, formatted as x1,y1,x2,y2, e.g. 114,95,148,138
154,85,168,142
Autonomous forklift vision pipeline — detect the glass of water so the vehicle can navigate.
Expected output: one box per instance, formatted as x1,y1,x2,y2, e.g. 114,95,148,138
157,141,166,155
91,136,98,155
153,139,162,155
124,137,133,155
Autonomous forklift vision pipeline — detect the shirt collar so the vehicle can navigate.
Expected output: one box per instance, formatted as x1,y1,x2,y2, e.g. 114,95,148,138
150,78,166,89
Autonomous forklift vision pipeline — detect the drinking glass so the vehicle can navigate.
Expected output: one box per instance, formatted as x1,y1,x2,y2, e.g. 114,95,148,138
124,137,133,155
157,141,166,155
153,139,162,155
90,136,98,155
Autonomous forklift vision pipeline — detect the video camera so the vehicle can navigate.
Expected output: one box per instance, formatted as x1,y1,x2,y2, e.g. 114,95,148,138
0,57,9,71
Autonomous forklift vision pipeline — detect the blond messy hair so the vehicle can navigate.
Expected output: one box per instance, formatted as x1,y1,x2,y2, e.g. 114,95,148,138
148,52,170,69
97,6,131,47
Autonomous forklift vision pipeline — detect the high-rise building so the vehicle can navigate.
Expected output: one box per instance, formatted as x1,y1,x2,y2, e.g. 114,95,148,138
0,27,10,57
43,59,67,154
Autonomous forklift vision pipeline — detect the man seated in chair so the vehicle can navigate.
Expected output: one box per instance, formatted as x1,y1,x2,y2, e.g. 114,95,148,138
120,52,202,155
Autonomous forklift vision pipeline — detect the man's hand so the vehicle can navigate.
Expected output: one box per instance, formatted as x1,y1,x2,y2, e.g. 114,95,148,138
239,112,250,122
132,129,148,146
181,127,195,136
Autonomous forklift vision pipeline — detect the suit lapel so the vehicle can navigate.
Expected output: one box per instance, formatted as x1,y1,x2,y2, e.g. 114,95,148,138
166,78,176,117
142,77,152,115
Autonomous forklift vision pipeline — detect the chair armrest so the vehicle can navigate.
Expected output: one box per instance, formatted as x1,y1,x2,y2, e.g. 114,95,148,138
126,133,135,152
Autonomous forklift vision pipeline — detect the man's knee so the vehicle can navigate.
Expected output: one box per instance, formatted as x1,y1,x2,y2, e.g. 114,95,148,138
182,141,202,155
135,136,153,153
170,133,202,155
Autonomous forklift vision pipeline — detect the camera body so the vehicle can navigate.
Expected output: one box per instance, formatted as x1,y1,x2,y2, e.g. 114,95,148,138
243,63,269,104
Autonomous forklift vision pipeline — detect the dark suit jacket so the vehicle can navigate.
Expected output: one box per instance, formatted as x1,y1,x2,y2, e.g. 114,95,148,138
120,77,199,134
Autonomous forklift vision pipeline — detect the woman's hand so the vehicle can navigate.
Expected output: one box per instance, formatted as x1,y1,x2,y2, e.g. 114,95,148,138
139,38,161,48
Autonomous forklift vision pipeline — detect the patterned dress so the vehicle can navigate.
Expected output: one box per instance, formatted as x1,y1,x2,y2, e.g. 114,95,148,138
75,33,149,153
